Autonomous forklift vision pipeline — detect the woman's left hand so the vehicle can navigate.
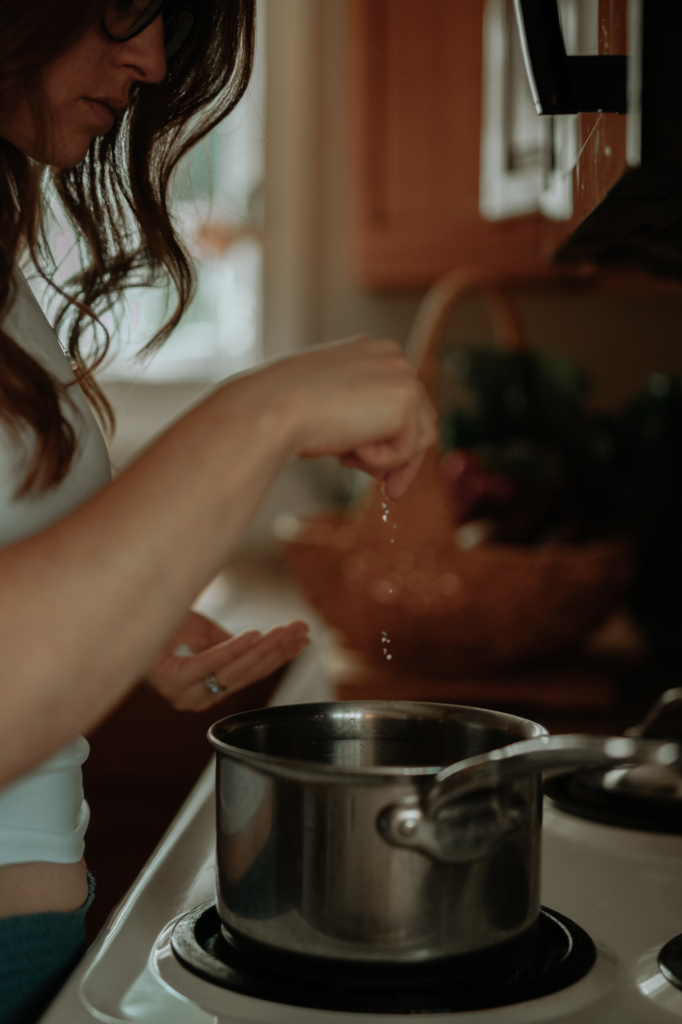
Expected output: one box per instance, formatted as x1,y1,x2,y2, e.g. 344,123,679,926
146,611,310,711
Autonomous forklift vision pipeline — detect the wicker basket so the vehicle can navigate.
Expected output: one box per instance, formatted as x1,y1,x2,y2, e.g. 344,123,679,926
283,270,633,676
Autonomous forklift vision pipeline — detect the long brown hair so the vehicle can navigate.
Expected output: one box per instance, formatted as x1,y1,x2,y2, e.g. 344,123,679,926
0,0,255,494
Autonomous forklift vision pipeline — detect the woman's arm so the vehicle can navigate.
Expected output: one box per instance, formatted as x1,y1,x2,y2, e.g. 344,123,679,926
0,336,435,787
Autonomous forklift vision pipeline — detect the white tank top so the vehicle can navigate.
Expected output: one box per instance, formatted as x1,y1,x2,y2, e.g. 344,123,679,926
0,268,111,865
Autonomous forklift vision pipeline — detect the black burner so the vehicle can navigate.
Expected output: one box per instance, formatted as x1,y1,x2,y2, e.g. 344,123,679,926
659,934,682,991
171,903,596,1013
544,771,682,834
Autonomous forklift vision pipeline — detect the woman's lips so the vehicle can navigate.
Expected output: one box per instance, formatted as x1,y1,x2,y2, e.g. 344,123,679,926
82,98,119,131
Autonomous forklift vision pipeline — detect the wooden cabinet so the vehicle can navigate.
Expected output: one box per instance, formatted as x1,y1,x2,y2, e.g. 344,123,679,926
350,0,553,288
350,0,630,289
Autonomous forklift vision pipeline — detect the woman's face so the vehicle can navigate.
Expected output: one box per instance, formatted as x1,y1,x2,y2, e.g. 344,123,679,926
0,15,167,168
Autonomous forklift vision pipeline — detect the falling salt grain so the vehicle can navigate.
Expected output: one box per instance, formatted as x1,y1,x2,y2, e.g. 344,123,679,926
380,627,394,661
379,495,397,663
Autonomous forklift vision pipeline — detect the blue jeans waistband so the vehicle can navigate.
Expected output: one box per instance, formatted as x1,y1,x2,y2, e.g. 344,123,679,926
0,871,95,1024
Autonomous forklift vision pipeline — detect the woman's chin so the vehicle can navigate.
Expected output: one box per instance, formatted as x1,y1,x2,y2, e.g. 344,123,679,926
48,142,95,169
41,128,102,169
0,130,90,168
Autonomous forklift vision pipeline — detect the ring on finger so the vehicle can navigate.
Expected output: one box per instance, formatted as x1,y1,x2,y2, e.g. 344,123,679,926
204,673,227,695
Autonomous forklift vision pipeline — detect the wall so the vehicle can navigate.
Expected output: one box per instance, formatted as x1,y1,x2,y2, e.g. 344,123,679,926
263,0,423,356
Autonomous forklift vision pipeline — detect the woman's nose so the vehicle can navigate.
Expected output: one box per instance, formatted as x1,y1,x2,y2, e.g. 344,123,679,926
114,16,167,84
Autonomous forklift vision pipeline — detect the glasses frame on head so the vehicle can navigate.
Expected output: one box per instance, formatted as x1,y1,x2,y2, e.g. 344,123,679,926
101,0,194,58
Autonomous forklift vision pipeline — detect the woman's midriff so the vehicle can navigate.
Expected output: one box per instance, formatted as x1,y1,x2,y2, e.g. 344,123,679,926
0,857,88,918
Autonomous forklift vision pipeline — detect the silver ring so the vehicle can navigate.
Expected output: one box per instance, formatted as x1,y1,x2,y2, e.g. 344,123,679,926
204,674,226,695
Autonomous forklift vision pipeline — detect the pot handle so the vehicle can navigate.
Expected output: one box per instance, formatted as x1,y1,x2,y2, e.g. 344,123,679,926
378,734,680,864
624,688,682,738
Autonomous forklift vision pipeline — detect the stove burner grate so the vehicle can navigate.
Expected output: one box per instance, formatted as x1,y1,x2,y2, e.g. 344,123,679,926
170,903,596,1013
544,771,682,833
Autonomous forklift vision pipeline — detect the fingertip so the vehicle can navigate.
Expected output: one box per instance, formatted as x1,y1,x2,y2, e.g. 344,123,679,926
382,480,401,501
233,629,262,649
382,470,406,501
269,621,309,640
383,457,422,500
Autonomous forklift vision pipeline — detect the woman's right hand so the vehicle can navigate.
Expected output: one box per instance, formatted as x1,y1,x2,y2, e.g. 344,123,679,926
261,335,437,499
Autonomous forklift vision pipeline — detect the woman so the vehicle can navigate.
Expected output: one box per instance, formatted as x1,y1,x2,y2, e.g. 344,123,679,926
0,0,434,1019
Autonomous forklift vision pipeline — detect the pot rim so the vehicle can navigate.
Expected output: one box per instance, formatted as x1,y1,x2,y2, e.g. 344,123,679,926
208,700,547,784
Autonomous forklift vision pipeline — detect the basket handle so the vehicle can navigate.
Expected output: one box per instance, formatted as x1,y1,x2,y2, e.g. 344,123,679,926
406,269,528,404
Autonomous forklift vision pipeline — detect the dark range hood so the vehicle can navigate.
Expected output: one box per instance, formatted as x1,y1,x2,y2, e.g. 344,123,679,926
515,0,682,276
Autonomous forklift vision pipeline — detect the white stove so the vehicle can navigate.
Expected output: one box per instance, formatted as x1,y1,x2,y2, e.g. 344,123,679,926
36,757,682,1024
36,638,682,1024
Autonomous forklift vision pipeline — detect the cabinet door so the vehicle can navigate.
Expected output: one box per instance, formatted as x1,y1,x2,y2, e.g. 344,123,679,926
350,0,554,288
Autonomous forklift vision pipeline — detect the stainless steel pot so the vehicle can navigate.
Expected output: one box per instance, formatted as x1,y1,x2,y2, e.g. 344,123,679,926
208,701,679,966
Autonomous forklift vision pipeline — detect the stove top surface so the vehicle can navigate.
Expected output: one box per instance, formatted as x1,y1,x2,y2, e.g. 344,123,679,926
544,771,682,833
170,902,596,1014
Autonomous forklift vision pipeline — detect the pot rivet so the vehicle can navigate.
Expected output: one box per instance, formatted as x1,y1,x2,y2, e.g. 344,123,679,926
398,817,418,837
